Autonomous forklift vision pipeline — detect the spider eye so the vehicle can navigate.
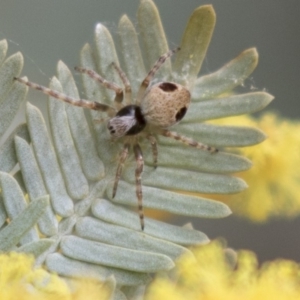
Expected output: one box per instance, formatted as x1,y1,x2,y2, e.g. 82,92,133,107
108,125,116,134
175,107,187,122
159,82,177,92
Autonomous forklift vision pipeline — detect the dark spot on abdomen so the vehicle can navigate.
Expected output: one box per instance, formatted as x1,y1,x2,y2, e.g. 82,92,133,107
159,82,178,92
175,107,187,122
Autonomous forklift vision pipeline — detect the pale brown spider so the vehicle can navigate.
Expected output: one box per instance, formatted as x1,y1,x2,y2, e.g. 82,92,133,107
15,48,218,230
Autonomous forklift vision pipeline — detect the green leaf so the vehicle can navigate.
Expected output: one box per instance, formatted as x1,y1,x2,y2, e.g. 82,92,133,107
0,196,49,251
79,43,107,105
16,238,56,258
111,181,232,218
0,172,39,244
123,166,247,194
92,199,209,245
48,77,89,200
94,23,121,105
118,15,146,96
46,253,150,286
137,0,171,79
173,5,216,85
193,48,259,100
0,196,7,228
57,61,105,181
185,92,274,122
144,143,252,173
172,123,266,147
0,124,30,173
0,40,8,66
75,216,192,260
0,52,23,102
26,103,74,217
0,76,27,138
15,136,58,236
61,235,175,272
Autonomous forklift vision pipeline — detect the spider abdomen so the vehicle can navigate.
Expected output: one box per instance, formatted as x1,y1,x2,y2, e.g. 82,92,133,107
141,81,191,128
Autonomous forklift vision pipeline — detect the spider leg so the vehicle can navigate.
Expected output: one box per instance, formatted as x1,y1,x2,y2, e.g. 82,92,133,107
74,67,124,109
160,129,219,153
112,143,130,198
111,63,132,105
146,134,158,169
133,143,145,231
14,77,115,115
136,47,180,105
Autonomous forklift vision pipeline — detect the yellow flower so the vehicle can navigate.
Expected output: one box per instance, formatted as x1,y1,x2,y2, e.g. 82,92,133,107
145,241,300,300
209,113,300,222
0,252,110,300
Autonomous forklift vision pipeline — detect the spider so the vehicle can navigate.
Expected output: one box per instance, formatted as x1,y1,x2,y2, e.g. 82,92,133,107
15,48,218,230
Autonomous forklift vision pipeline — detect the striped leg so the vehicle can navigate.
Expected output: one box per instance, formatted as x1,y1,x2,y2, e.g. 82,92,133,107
112,143,130,198
133,144,145,231
146,134,158,168
160,129,219,153
136,47,180,104
14,77,115,115
111,62,132,105
74,67,124,109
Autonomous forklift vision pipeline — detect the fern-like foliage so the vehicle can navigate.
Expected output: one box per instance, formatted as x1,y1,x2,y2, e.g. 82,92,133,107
0,0,273,298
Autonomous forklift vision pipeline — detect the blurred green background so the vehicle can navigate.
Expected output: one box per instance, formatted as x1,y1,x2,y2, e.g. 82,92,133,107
0,0,299,263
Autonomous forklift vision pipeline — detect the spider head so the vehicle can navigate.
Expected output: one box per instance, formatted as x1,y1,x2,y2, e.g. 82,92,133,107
140,81,191,128
107,105,146,138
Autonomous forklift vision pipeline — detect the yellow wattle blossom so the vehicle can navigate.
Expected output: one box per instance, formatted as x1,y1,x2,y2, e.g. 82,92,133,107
0,252,110,300
210,113,300,222
145,241,300,300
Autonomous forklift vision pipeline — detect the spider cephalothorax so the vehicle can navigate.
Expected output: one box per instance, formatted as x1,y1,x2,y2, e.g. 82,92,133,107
15,48,218,230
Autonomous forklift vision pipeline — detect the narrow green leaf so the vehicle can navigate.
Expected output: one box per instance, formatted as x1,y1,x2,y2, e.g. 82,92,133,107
48,77,89,200
192,48,259,100
80,43,108,104
0,172,39,244
144,143,252,173
26,103,74,217
16,238,56,258
0,52,23,103
118,15,146,96
92,199,209,245
0,76,27,138
137,0,171,79
224,248,238,269
94,23,121,104
0,124,30,173
61,235,175,272
46,253,150,286
0,40,8,66
184,92,274,122
168,123,267,147
0,196,7,228
0,197,49,251
15,136,58,236
57,61,105,181
75,217,192,260
173,5,216,85
123,165,247,194
111,181,231,218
